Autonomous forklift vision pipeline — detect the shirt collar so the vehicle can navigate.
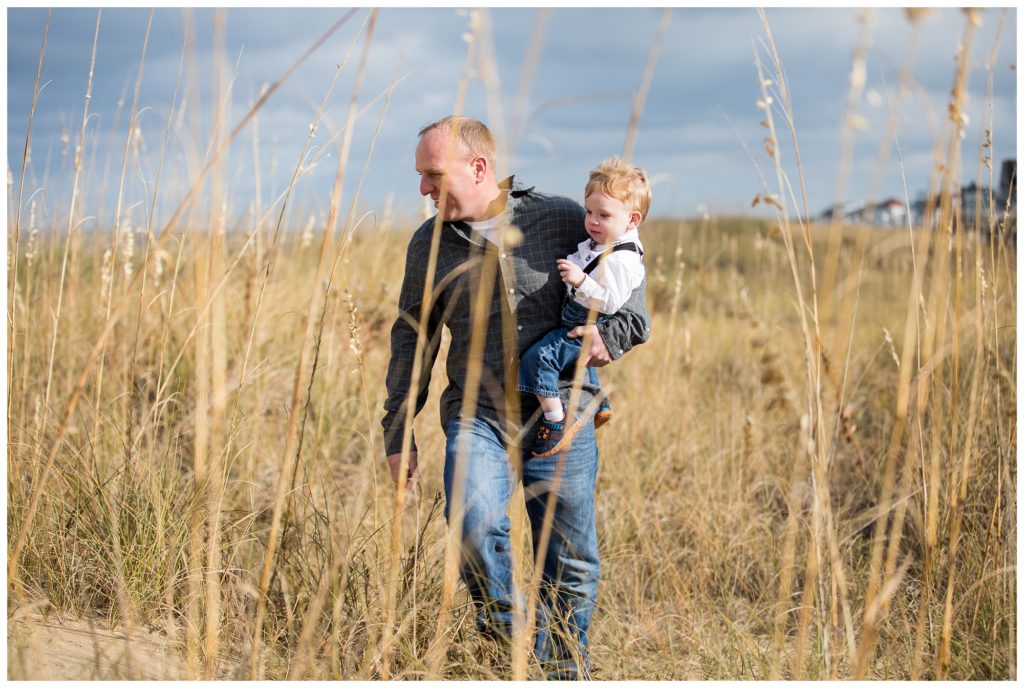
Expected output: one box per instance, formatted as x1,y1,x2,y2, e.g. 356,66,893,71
585,227,641,252
450,175,532,245
499,175,534,198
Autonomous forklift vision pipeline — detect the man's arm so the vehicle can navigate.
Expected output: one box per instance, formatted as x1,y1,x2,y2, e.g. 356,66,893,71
387,451,418,485
381,232,442,464
568,275,651,365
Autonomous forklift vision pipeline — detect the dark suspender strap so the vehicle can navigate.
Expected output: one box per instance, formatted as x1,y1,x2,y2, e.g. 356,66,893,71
569,241,644,303
581,242,644,276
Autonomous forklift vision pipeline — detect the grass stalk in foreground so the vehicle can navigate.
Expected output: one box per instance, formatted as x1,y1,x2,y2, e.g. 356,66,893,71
249,9,376,679
393,14,481,679
10,10,102,594
8,9,50,441
8,1,355,646
289,36,398,681
752,23,836,674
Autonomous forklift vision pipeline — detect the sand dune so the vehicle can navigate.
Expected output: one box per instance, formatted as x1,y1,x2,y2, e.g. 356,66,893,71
8,608,188,681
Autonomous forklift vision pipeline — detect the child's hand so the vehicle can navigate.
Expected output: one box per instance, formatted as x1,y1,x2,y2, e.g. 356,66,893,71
557,259,585,288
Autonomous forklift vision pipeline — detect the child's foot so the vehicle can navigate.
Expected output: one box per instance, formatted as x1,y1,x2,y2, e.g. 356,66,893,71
594,396,613,429
530,416,583,457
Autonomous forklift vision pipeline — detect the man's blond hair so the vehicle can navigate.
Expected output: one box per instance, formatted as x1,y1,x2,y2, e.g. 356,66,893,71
418,116,496,164
585,157,651,220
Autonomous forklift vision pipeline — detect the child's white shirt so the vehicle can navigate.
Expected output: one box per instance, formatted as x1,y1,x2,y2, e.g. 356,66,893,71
566,228,645,315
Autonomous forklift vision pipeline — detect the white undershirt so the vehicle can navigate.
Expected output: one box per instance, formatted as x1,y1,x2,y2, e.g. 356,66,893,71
464,216,504,247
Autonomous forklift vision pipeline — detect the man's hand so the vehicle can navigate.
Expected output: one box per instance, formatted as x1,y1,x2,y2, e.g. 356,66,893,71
566,324,613,367
556,259,585,288
386,451,418,487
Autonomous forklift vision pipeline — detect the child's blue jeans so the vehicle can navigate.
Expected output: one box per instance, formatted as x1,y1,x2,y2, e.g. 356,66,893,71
518,299,603,400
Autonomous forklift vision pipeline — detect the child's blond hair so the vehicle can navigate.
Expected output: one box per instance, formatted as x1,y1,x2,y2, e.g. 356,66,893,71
584,157,651,220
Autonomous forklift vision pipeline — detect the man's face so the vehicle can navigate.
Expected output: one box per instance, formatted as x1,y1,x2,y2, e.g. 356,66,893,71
415,129,481,222
583,191,641,245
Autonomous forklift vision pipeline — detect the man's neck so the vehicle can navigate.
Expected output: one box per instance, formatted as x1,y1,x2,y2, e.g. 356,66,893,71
468,188,508,222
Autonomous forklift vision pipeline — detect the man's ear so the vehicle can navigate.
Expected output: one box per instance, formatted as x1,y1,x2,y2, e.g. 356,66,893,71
472,155,488,182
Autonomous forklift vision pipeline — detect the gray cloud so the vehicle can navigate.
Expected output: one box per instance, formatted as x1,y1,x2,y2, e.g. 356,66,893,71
7,7,1017,227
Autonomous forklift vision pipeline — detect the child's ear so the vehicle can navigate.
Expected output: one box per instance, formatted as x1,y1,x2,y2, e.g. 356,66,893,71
629,211,643,228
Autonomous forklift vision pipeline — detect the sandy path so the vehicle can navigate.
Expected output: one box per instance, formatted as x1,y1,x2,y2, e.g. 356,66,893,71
7,609,189,680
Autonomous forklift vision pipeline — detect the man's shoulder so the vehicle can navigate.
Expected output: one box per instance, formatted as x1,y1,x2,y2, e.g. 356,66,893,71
513,188,584,227
519,188,583,212
408,217,440,247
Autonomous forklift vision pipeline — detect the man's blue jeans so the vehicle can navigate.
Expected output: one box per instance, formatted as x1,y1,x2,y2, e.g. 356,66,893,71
443,415,600,680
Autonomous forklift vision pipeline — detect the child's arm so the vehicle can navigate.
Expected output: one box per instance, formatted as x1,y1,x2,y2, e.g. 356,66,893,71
569,272,650,364
557,258,586,289
564,253,645,315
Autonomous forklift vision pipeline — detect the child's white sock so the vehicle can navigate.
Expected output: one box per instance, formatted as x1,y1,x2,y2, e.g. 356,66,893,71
543,407,565,423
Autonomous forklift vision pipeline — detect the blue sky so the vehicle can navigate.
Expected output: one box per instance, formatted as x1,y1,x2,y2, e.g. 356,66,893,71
5,6,1018,228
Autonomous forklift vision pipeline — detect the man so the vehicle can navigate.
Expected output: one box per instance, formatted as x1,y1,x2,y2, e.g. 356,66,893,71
381,116,650,679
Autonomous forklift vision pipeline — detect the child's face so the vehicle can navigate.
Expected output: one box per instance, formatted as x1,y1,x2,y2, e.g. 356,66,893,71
583,191,641,245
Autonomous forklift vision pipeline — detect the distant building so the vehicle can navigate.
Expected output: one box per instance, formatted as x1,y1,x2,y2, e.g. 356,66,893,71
873,198,907,226
819,198,907,227
909,197,928,227
1000,159,1016,199
961,181,994,227
950,159,1015,235
821,158,1015,239
994,158,1016,240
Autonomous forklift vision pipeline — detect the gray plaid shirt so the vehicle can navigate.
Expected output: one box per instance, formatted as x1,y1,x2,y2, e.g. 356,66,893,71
382,177,651,456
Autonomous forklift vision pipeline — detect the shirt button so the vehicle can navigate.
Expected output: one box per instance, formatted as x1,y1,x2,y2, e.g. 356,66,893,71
508,288,515,294
501,252,507,258
517,325,523,331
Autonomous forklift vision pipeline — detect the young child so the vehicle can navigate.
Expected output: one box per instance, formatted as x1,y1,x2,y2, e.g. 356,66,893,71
519,157,649,457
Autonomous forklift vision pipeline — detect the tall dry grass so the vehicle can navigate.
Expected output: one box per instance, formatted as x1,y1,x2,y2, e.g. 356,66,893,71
7,7,1016,680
